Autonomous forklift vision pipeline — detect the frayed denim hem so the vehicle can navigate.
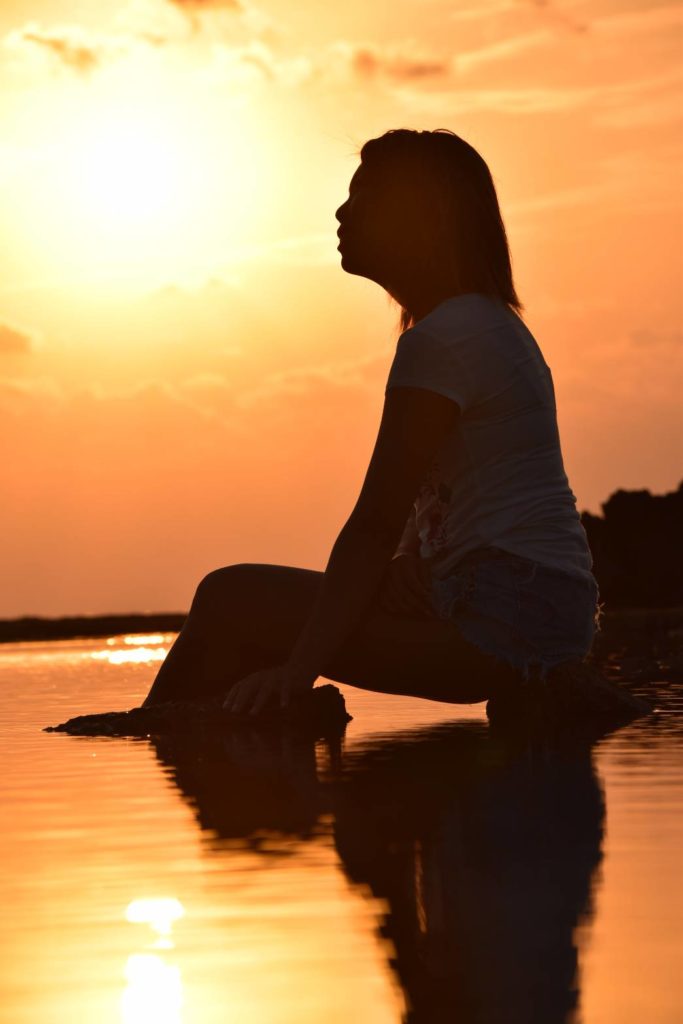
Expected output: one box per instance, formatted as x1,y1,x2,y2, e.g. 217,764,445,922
429,546,599,688
452,615,593,688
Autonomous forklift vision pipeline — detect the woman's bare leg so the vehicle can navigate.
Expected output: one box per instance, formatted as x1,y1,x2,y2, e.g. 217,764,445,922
142,562,517,707
142,564,324,706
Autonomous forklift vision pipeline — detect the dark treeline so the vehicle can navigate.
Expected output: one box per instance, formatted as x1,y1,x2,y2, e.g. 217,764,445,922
581,480,683,608
0,613,185,645
1,482,681,644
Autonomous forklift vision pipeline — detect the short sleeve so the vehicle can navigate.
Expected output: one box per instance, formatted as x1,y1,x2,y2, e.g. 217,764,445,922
385,327,473,410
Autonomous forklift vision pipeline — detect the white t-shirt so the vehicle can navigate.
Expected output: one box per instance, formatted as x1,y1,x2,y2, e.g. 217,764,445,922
385,292,594,582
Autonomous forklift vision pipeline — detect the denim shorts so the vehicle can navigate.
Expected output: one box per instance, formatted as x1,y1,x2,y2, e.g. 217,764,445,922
429,547,601,683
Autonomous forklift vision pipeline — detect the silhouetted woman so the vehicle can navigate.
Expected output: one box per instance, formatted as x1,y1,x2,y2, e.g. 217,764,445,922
142,128,599,716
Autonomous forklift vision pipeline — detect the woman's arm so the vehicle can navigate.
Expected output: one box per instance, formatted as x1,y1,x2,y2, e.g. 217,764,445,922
284,386,459,684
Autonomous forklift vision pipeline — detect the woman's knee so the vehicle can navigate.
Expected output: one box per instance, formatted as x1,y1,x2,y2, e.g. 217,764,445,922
191,563,252,617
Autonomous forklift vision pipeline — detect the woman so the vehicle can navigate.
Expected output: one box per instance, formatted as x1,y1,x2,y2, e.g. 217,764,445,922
142,127,600,717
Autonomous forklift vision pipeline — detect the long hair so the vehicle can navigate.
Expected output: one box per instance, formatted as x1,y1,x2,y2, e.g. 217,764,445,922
357,128,524,334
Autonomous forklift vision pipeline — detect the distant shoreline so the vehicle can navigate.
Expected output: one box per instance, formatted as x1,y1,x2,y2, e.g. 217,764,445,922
0,607,681,645
0,613,186,644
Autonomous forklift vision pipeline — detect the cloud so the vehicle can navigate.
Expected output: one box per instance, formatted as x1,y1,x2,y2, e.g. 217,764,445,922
161,0,278,39
445,0,587,32
454,29,553,73
167,0,244,10
0,322,35,354
594,3,683,37
448,1,517,21
328,40,451,82
630,328,683,349
592,68,683,128
238,351,387,409
387,81,589,116
10,23,107,74
386,63,683,119
0,375,64,416
80,376,240,427
204,37,313,87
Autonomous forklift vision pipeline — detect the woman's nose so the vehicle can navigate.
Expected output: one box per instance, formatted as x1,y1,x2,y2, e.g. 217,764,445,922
335,198,351,223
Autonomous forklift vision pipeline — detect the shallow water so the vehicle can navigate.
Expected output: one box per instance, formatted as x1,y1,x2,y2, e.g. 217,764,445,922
0,634,681,1024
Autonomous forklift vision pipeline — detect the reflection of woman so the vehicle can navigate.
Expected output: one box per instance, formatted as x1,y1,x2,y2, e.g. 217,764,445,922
150,722,605,1023
332,725,605,1024
143,128,599,716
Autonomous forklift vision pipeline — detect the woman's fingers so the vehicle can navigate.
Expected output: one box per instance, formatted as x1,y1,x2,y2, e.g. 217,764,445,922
223,668,286,718
223,678,250,714
224,674,265,715
251,679,277,716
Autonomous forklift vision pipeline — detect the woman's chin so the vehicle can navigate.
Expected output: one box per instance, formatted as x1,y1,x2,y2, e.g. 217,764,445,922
338,248,364,275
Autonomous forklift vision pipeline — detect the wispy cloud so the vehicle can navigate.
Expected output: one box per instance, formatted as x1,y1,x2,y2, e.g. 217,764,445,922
0,322,35,354
7,23,111,74
348,44,450,81
387,65,683,120
593,3,683,36
0,375,64,415
630,327,683,349
454,29,553,73
208,39,311,86
167,0,244,9
0,350,387,434
161,0,277,38
447,1,517,22
238,351,386,409
327,39,451,82
387,81,590,116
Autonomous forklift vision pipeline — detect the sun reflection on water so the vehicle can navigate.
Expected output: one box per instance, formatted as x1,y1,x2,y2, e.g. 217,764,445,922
122,899,185,1023
118,635,168,646
92,647,168,665
126,898,185,947
91,635,172,665
121,954,183,1024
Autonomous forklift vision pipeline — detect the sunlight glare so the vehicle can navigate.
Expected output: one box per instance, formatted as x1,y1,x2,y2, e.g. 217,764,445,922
9,62,271,289
121,635,168,646
78,114,183,228
121,954,182,1024
91,647,167,665
126,897,185,941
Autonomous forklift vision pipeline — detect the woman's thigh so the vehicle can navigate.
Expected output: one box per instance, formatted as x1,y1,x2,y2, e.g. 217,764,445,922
202,562,516,704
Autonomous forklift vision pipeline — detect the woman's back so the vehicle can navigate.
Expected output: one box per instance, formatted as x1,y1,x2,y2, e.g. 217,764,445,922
385,293,593,582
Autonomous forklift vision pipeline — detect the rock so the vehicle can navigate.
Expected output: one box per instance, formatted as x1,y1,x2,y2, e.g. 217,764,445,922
44,683,352,739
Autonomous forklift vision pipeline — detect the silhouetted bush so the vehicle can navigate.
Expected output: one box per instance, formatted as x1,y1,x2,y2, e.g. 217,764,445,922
581,481,683,608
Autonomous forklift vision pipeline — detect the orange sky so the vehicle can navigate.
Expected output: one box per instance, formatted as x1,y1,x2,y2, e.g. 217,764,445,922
1,0,681,617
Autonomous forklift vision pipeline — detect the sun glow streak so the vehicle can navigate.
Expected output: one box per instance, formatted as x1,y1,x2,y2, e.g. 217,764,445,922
74,113,193,228
121,954,183,1024
126,898,185,945
8,61,272,290
122,901,185,1023
120,635,168,646
91,647,167,665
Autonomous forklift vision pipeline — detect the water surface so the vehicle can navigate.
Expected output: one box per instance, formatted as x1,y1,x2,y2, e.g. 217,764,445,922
1,634,681,1023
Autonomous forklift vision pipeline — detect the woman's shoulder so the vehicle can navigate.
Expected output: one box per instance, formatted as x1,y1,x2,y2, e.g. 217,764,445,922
407,294,539,372
412,293,520,345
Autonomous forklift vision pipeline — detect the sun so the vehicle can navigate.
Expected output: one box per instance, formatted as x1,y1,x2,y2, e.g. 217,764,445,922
77,112,189,229
9,67,271,290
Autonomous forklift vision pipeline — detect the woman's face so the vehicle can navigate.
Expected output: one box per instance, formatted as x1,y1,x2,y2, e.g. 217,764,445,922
335,163,406,286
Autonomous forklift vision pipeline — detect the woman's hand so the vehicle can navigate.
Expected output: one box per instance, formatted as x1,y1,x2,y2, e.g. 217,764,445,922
378,552,435,617
222,663,317,718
